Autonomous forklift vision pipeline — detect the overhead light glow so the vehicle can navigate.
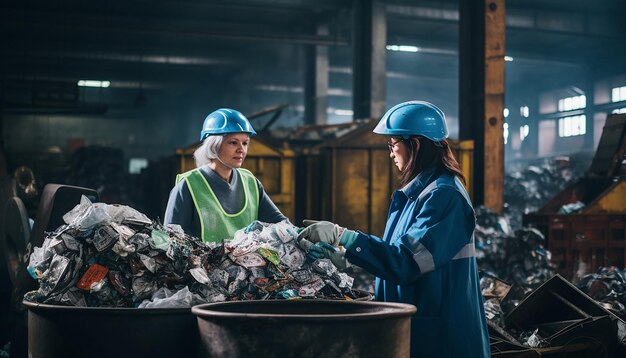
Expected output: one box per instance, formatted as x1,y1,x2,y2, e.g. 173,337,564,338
503,108,509,118
333,109,353,116
77,80,110,88
327,108,353,116
386,45,419,53
504,56,514,62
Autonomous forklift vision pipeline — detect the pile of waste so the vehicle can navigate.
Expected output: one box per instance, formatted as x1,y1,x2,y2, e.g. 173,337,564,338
576,266,626,320
485,274,626,356
475,206,555,312
480,273,511,328
24,196,359,308
503,155,588,230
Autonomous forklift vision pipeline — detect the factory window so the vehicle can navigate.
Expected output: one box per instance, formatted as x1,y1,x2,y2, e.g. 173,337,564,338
520,125,529,141
520,106,529,118
129,158,149,174
558,95,586,112
612,86,626,102
612,108,626,114
558,115,586,137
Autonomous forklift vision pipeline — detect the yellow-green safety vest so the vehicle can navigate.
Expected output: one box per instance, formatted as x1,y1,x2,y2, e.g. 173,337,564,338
176,168,259,243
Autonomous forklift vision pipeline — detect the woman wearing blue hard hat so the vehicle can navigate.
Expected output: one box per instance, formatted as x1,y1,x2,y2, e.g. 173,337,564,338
164,108,288,243
298,101,490,357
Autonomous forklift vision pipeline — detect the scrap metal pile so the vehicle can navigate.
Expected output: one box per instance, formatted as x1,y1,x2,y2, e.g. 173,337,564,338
475,202,626,355
577,266,626,320
475,206,555,313
24,196,358,308
503,156,587,230
477,156,587,314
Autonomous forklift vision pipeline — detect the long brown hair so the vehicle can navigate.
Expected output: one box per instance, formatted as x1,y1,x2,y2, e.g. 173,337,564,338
397,136,466,188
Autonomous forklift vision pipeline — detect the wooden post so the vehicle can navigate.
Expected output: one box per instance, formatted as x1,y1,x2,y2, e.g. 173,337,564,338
484,0,506,212
459,0,506,212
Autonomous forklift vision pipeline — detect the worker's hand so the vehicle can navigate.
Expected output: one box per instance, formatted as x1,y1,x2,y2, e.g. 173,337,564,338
244,220,264,233
307,242,350,271
297,238,315,252
298,220,346,246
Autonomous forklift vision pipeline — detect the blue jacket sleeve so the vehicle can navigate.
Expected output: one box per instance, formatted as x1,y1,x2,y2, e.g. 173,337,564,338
344,186,475,285
163,179,193,231
255,179,289,224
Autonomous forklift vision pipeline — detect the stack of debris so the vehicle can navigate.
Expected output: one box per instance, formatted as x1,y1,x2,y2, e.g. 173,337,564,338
475,206,555,312
487,275,626,357
576,266,626,321
475,212,626,357
24,196,360,308
504,155,588,231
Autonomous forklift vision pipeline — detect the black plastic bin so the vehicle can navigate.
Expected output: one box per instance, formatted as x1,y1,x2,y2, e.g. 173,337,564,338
24,301,199,358
192,300,416,358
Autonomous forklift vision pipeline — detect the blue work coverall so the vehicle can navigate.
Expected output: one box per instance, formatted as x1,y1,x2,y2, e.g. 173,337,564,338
344,166,490,357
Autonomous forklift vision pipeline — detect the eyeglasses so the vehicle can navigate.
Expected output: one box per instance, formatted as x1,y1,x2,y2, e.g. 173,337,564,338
387,139,402,152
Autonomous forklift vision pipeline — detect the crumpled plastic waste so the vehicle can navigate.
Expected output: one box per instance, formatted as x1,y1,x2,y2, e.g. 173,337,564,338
503,156,587,230
24,196,363,308
520,328,549,348
476,206,557,348
476,207,555,314
557,201,586,214
576,266,626,320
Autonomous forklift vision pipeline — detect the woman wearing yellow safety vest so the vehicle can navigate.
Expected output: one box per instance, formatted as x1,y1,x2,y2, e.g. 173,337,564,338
164,108,288,243
298,101,490,357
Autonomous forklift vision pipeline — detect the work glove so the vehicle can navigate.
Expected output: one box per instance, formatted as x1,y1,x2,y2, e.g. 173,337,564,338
297,237,315,252
297,220,347,246
307,242,350,271
244,220,264,233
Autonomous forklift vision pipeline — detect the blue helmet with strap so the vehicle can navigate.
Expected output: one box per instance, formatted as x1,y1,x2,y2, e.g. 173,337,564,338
373,101,449,141
200,108,257,140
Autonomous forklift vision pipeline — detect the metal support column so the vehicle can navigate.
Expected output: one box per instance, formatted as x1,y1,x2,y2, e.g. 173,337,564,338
583,76,595,151
352,0,386,120
0,80,4,151
305,23,329,126
459,0,506,212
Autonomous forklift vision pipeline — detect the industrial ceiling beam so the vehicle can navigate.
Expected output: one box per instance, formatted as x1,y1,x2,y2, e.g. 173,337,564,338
387,2,626,40
0,18,349,47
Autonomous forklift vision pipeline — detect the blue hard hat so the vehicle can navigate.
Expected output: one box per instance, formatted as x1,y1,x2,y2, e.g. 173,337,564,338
200,108,257,140
373,101,449,141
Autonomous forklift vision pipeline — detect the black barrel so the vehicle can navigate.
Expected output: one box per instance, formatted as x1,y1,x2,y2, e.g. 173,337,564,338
24,301,199,358
192,300,416,358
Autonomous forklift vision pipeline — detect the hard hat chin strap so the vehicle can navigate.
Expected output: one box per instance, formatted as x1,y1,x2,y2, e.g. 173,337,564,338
215,155,236,170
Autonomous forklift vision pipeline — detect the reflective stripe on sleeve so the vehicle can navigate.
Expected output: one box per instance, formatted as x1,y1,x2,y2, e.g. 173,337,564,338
412,234,476,273
452,243,476,260
412,243,436,274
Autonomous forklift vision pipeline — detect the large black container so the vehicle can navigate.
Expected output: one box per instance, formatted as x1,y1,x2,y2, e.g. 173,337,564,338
192,300,416,358
24,301,199,358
